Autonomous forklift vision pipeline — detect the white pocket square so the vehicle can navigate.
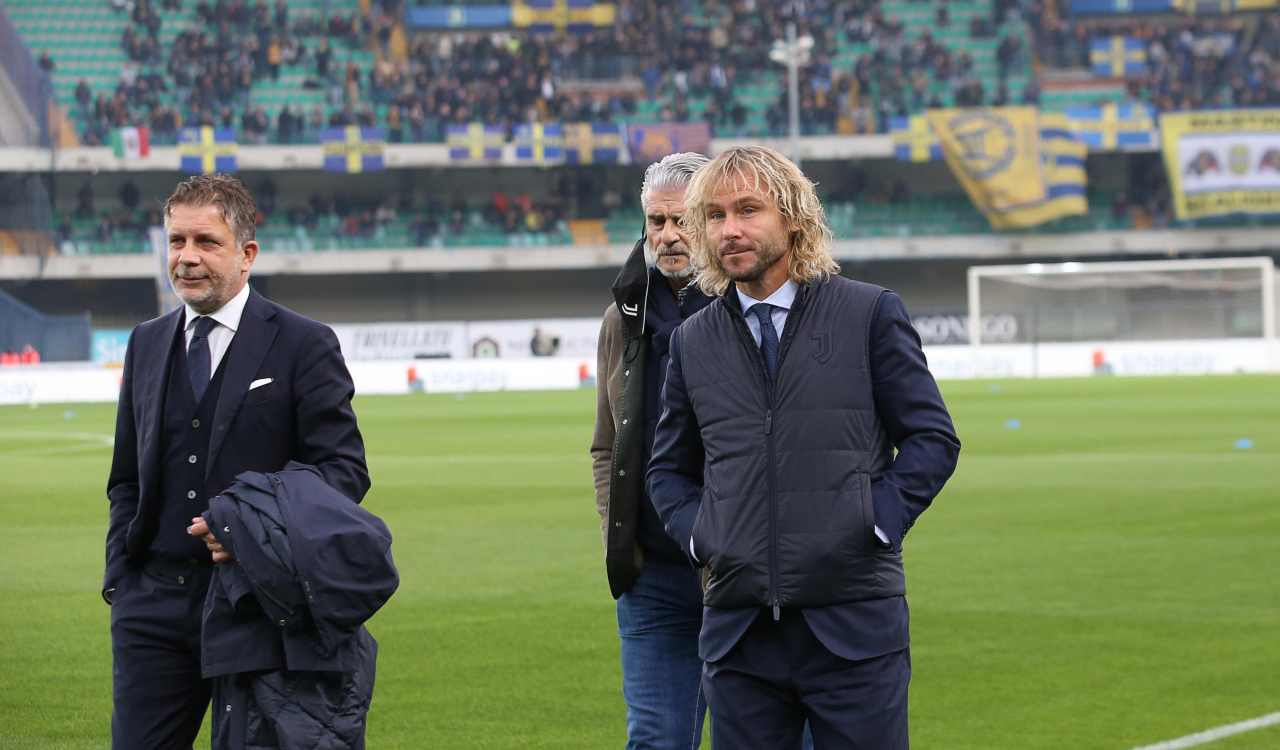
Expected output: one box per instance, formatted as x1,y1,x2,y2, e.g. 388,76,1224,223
248,378,274,391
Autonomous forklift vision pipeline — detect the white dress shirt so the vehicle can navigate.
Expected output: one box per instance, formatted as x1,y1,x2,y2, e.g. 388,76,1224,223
183,282,250,380
736,279,798,345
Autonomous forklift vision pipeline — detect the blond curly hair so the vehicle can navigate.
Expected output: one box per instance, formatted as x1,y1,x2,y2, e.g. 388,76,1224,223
683,146,839,296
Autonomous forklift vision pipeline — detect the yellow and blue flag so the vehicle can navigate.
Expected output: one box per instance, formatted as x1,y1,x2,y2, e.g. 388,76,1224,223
514,123,564,164
995,112,1088,230
512,0,615,33
1171,0,1279,12
1064,102,1157,151
321,127,386,173
890,115,943,162
565,0,616,32
447,123,504,162
1090,36,1147,78
178,127,237,174
926,107,1046,214
926,107,1088,229
563,122,624,164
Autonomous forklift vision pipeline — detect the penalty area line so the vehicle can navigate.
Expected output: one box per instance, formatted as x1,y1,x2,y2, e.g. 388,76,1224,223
1131,711,1280,750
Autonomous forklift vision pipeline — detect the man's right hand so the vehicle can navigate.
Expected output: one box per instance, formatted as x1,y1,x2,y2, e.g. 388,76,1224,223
188,516,234,563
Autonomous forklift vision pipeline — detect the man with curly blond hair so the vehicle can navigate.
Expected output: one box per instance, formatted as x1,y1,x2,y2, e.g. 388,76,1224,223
647,146,961,749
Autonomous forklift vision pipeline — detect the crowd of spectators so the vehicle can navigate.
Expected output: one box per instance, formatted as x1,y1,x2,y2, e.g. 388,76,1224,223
776,0,1037,134
367,0,805,141
77,0,369,146
58,174,584,249
75,0,865,144
1032,7,1280,111
62,0,1280,148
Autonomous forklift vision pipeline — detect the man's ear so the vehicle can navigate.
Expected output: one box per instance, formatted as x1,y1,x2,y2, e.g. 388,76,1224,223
240,240,260,271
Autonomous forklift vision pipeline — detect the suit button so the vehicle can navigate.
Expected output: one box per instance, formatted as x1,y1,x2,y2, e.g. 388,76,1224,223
624,369,630,376
618,469,625,476
278,619,287,627
188,454,198,464
621,418,628,425
191,419,200,429
187,490,197,500
177,575,185,585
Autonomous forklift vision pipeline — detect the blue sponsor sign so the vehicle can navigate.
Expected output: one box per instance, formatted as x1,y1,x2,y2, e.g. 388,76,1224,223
406,5,512,29
92,330,130,364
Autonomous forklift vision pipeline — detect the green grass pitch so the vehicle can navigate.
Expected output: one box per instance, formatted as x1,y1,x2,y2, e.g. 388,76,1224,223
1,375,1277,749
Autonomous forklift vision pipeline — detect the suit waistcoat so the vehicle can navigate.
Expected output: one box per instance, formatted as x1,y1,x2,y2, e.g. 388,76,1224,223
148,325,231,562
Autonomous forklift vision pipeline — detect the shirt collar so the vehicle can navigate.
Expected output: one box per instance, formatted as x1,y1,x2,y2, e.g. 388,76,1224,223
185,283,250,334
736,279,799,314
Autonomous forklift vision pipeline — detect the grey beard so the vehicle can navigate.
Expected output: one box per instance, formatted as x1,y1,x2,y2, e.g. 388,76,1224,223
658,264,695,281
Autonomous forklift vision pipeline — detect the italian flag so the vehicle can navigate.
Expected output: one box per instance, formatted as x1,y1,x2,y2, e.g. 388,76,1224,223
111,127,151,159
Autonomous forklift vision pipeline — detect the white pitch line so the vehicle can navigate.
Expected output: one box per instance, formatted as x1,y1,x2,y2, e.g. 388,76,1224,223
1131,711,1280,750
0,430,114,447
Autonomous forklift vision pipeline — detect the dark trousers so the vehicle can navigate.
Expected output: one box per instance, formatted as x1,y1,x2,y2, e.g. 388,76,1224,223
110,559,213,750
703,610,910,750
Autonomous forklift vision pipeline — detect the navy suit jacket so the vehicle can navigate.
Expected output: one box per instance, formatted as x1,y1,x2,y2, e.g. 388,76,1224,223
104,288,369,594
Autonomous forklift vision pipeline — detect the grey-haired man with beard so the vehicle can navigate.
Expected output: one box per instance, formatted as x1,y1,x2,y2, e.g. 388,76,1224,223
591,152,714,748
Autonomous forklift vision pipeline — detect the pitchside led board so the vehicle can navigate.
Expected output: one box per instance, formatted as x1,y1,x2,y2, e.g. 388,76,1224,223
1160,109,1280,220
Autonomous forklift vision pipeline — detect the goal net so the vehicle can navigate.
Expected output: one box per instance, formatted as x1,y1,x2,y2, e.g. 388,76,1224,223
966,257,1277,346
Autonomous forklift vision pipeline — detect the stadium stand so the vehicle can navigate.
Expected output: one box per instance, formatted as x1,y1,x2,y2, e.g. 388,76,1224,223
1033,7,1280,112
9,0,1279,147
8,0,378,147
3,0,1279,268
6,0,1053,144
54,182,575,254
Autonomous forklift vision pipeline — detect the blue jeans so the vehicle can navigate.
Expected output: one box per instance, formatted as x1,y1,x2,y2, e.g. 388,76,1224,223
616,559,706,750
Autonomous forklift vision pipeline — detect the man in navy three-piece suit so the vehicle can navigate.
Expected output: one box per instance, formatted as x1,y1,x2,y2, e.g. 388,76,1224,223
104,174,369,749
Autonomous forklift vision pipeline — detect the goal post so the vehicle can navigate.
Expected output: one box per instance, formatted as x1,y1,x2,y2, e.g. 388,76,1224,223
966,256,1277,347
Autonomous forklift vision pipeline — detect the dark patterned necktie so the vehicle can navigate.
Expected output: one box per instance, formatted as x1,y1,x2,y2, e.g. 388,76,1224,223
188,316,215,402
750,303,779,381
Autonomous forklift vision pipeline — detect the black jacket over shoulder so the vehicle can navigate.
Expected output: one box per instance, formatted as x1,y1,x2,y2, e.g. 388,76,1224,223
648,276,960,611
201,462,398,677
201,463,396,750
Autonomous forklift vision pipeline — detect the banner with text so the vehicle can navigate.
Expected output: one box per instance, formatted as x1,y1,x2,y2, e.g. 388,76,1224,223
332,322,469,360
330,319,602,360
1160,109,1280,220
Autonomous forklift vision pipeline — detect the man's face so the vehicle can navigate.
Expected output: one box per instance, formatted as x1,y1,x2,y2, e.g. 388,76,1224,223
705,176,792,285
166,203,257,314
644,187,693,280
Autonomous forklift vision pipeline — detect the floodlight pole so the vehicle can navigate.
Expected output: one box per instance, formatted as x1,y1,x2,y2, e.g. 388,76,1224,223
771,3,809,166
